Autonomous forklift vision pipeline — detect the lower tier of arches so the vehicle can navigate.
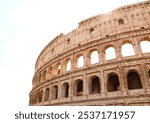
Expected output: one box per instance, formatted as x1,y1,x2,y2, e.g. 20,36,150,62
29,56,150,106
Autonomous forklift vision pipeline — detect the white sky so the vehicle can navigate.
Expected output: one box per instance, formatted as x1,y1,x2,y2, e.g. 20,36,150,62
0,0,146,119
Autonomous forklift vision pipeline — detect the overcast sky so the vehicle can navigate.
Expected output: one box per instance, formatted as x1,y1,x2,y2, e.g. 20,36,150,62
0,0,145,113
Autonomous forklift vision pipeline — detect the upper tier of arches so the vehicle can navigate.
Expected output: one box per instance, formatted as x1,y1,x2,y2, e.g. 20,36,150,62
35,1,150,71
33,38,150,87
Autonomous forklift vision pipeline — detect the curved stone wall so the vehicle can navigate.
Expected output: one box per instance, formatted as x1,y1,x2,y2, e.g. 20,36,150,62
29,1,150,106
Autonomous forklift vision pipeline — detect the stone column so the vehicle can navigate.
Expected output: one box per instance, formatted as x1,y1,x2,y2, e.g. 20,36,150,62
83,73,88,97
71,53,74,71
99,50,104,64
140,64,150,89
85,50,91,67
133,36,142,56
84,51,87,67
116,46,122,60
100,70,106,97
119,67,128,95
57,82,61,100
69,77,73,98
60,59,63,75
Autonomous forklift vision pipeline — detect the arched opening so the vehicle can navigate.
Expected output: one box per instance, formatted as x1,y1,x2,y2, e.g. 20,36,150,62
140,41,150,53
77,56,84,68
105,46,116,60
66,59,71,71
39,74,41,83
42,70,46,81
90,76,100,94
47,66,52,79
52,85,58,99
74,79,83,96
30,94,37,105
90,50,99,64
38,90,43,103
121,43,135,57
57,64,61,75
107,73,120,92
44,88,49,101
127,70,142,90
62,83,69,98
118,19,124,25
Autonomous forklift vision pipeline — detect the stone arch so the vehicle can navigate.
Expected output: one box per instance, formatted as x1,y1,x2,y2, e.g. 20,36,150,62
104,45,116,60
38,74,41,83
30,93,37,105
107,73,120,92
90,50,99,64
42,70,46,81
140,40,150,53
55,62,61,75
76,54,84,68
121,42,135,57
74,79,83,96
89,76,100,94
44,88,49,101
52,85,58,99
61,83,69,98
47,66,52,79
37,90,43,103
127,70,142,90
65,58,71,71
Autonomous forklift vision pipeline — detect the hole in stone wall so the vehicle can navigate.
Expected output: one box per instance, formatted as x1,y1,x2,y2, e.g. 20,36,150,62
90,76,100,94
121,43,135,57
105,47,116,60
90,50,99,64
38,90,43,103
148,70,150,78
44,88,49,101
105,35,109,37
39,74,41,83
66,60,71,71
73,79,83,96
76,79,83,96
107,73,120,92
141,27,145,29
52,85,58,99
140,41,150,53
67,38,70,44
77,56,84,68
42,70,46,81
62,83,69,98
89,27,94,34
118,19,124,25
78,44,81,47
127,70,142,90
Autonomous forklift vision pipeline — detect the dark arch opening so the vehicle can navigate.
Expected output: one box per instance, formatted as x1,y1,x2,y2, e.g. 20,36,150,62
107,73,120,92
38,90,43,103
52,85,58,99
75,79,83,96
62,83,69,98
90,76,100,94
148,70,150,78
127,70,142,90
44,88,49,101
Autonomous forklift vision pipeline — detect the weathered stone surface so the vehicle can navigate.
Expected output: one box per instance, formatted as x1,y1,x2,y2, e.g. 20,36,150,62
29,1,150,106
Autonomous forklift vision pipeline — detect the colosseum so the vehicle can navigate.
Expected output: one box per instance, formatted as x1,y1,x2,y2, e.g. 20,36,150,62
29,1,150,106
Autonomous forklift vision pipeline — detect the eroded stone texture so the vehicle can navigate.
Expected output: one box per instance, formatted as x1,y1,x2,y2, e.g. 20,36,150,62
29,1,150,106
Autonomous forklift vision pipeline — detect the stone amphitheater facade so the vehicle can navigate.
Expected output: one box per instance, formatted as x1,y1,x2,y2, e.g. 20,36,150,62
29,1,150,106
